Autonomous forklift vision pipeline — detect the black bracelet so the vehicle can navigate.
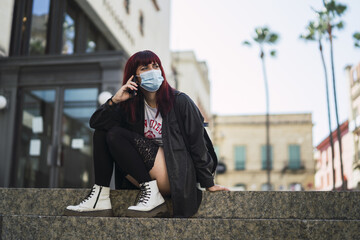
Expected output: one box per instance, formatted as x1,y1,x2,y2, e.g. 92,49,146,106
109,96,116,105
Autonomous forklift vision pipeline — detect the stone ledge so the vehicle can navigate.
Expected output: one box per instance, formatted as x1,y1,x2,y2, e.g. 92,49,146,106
1,188,360,219
2,215,360,240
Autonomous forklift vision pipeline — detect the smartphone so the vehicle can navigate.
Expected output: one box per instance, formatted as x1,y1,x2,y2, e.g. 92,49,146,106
127,75,139,97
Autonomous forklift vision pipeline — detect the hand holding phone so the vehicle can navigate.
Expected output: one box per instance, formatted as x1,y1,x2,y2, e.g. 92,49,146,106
127,75,139,97
112,75,139,103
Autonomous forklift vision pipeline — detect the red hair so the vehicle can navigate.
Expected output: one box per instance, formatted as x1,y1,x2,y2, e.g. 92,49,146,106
120,50,175,122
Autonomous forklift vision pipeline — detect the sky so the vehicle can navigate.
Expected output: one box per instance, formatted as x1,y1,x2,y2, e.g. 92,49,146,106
170,0,360,146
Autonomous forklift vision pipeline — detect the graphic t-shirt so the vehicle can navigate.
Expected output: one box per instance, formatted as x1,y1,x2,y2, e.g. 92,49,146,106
144,100,162,143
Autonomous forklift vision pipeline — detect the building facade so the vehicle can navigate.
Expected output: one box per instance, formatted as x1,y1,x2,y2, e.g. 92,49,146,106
0,0,171,188
313,62,360,191
171,51,211,122
213,114,314,191
345,62,360,189
314,121,357,190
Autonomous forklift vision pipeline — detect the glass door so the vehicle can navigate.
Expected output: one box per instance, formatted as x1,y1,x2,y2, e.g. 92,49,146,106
12,87,99,188
12,89,57,187
57,88,98,188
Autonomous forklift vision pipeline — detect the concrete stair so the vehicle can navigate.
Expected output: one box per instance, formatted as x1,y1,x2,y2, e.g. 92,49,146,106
1,188,360,239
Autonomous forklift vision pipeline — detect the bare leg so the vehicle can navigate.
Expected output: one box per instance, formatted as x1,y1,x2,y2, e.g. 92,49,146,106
149,147,171,196
125,175,139,187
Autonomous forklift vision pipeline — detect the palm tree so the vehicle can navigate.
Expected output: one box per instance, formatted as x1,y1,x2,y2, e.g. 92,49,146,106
354,32,360,48
300,16,336,190
243,27,279,190
321,0,347,190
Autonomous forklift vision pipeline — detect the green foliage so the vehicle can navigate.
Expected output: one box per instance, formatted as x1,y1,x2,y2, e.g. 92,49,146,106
300,17,327,43
335,21,344,30
253,27,279,45
354,32,360,48
322,0,347,31
323,0,347,17
243,26,279,58
268,34,278,44
242,41,251,46
29,39,45,55
354,32,360,39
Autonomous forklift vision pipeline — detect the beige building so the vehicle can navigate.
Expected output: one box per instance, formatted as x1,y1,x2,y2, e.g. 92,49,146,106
213,113,315,191
171,51,211,122
345,62,360,189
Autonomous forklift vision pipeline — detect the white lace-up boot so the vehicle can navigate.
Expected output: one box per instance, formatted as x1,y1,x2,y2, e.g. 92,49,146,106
64,184,113,217
125,180,168,217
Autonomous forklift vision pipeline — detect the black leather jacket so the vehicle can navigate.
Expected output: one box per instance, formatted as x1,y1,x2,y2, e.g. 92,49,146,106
89,91,215,217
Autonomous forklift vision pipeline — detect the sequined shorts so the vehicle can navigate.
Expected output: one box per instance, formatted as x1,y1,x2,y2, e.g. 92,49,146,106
133,135,160,171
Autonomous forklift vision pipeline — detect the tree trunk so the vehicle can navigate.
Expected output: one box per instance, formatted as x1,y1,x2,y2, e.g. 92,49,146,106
328,28,346,190
261,49,271,190
319,40,336,190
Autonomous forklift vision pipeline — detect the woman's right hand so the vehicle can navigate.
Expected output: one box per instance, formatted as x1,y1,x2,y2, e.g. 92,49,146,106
111,76,138,104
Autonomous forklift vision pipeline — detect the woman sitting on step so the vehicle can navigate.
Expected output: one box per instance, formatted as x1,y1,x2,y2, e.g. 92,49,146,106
65,50,229,218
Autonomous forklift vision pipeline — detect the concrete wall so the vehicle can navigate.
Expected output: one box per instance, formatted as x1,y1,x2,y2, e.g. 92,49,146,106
0,0,15,56
213,113,315,190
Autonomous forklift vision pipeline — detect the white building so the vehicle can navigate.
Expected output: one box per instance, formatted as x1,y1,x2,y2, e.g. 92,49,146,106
75,0,171,73
171,51,211,122
1,0,171,70
0,0,172,188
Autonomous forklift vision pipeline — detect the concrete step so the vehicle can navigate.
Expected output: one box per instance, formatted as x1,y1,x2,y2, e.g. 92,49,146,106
1,188,360,219
1,215,359,240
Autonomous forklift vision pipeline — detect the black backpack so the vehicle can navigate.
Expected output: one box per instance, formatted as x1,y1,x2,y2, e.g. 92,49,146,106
174,92,218,174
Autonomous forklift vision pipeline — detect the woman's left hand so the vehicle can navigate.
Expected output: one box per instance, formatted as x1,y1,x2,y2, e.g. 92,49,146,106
206,185,230,192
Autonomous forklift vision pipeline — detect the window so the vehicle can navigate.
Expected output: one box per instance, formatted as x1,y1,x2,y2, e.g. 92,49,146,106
29,0,51,55
139,11,144,36
62,9,75,54
288,145,301,170
261,145,273,170
11,0,114,56
353,69,358,82
289,183,302,191
234,183,246,191
261,183,273,191
86,26,97,53
234,146,246,170
124,0,130,14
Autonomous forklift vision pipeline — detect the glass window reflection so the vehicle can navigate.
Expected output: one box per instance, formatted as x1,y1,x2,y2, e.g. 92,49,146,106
29,0,50,55
86,27,97,53
63,88,98,123
59,87,98,188
31,90,56,103
62,13,75,54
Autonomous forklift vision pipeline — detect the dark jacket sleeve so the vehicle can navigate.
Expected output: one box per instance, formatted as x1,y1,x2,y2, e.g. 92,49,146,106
89,98,124,130
177,93,215,188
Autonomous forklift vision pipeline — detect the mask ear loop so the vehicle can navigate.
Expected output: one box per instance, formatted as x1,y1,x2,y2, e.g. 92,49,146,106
133,75,141,85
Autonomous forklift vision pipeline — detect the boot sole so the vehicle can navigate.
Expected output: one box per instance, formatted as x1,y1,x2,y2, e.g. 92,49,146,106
64,209,114,217
125,203,168,218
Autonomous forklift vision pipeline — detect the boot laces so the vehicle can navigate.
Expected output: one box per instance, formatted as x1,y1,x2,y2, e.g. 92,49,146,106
81,186,96,204
137,183,151,204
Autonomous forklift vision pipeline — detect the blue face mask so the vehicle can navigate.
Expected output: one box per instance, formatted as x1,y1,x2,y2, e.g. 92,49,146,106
139,69,164,92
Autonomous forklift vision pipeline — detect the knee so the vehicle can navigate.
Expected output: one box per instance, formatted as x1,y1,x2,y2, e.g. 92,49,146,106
106,126,127,147
93,129,107,141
